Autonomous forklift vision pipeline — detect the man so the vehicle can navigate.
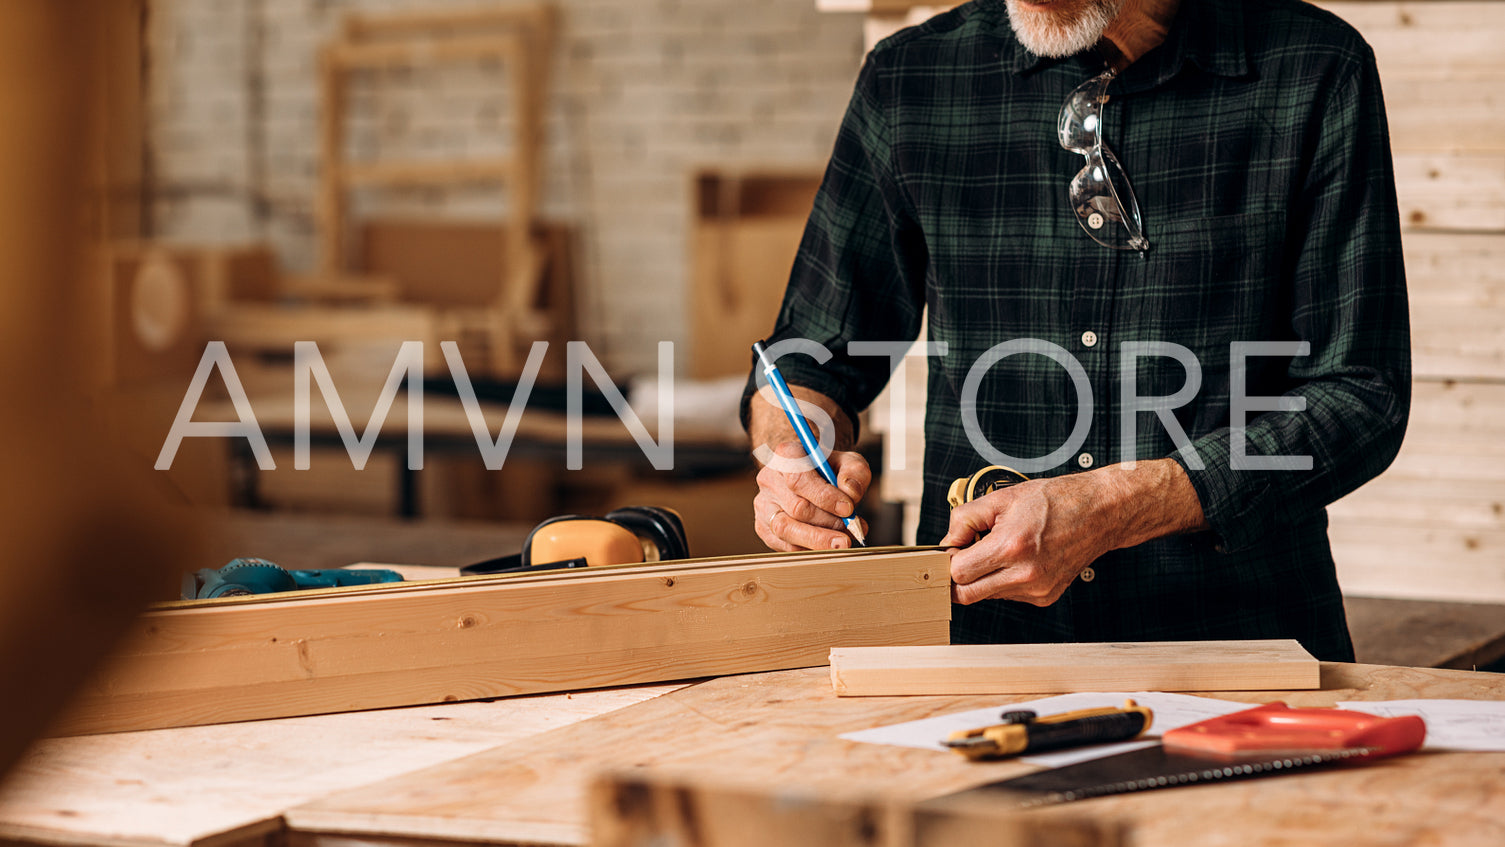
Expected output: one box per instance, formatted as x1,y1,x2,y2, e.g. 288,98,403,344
742,0,1409,662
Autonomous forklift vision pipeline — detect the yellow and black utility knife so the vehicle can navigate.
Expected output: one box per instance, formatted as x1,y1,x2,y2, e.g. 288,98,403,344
944,700,1154,761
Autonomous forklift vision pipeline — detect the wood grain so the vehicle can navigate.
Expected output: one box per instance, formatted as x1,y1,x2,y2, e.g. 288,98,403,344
827,641,1319,696
53,549,949,735
0,685,681,847
285,663,1505,847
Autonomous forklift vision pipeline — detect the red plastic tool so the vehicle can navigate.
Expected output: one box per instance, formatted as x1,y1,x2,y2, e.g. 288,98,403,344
1163,702,1427,758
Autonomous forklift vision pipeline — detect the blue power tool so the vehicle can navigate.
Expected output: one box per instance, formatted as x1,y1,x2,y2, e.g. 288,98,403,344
181,557,404,600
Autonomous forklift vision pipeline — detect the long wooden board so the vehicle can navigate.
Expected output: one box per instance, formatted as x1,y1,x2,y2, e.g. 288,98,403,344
52,548,950,736
828,640,1318,696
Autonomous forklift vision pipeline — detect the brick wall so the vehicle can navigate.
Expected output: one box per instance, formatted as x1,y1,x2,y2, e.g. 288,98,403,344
146,0,865,374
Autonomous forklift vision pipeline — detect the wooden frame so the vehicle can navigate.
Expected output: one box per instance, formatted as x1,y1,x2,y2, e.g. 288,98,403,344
54,548,950,736
316,4,558,374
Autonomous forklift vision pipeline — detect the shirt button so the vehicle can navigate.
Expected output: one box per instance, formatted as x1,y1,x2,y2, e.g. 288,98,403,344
1081,330,1099,348
1080,567,1096,582
1087,211,1105,230
1077,452,1094,469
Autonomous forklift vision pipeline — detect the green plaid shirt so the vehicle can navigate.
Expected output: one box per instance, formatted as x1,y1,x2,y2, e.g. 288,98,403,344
745,0,1409,661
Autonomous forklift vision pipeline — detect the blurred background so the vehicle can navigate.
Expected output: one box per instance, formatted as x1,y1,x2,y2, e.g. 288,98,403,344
101,0,891,565
25,0,1505,653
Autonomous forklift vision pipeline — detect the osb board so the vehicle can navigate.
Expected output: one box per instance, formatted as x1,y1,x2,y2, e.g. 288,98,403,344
0,685,682,847
285,663,1505,847
55,549,949,736
828,640,1319,696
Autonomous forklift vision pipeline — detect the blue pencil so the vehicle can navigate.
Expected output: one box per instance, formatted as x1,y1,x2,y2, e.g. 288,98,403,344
752,341,868,547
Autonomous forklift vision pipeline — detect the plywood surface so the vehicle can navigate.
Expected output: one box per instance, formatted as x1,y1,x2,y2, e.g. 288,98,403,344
0,684,682,847
286,662,1505,847
828,640,1319,696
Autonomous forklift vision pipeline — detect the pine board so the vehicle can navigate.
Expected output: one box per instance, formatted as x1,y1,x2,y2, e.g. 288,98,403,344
828,640,1319,696
54,548,950,736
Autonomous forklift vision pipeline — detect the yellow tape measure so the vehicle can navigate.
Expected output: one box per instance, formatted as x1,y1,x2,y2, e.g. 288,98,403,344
946,464,1030,509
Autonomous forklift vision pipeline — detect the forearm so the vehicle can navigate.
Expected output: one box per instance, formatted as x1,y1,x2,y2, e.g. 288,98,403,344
1093,458,1209,551
746,384,857,460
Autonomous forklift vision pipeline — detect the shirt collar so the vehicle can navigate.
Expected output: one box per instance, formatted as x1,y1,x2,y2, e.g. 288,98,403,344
985,0,1250,85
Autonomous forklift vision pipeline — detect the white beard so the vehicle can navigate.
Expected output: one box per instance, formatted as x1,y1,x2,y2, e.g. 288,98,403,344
1004,0,1126,58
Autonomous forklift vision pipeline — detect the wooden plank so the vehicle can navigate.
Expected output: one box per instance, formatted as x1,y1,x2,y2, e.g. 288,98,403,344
53,549,950,736
589,772,1118,847
1371,71,1505,156
285,663,1505,847
1318,1,1505,77
0,686,681,847
1331,519,1505,603
827,641,1319,696
1394,153,1505,232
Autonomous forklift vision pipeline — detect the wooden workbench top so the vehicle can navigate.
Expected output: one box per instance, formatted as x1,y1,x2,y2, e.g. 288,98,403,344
0,683,683,847
286,662,1505,847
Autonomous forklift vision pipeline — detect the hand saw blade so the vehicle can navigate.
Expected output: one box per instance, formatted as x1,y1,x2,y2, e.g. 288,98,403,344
946,744,1380,808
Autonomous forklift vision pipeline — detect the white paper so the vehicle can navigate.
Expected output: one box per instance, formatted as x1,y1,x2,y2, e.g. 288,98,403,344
840,691,1257,767
1335,699,1505,752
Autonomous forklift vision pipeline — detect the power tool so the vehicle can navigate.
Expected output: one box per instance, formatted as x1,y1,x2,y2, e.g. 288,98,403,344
460,505,690,575
946,464,1030,509
181,557,404,600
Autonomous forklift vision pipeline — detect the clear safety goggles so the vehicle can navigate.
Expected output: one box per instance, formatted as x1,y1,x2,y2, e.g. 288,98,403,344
1058,70,1150,252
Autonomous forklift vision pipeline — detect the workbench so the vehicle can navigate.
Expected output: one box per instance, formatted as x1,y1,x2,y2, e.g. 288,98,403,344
2,662,1501,846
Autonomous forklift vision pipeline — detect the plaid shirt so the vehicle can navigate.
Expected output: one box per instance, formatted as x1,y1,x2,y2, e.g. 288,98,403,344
744,0,1409,661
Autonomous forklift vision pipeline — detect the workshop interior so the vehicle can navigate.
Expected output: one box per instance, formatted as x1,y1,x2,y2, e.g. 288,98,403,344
0,1,1502,845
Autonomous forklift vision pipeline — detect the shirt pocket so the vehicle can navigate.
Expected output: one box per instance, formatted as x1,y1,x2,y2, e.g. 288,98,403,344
1114,210,1289,430
1122,210,1289,368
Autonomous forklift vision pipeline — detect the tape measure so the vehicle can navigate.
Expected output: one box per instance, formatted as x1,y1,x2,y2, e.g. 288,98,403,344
946,465,1030,509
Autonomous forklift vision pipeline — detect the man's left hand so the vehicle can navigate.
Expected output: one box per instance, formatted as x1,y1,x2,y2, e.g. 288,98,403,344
940,474,1113,606
939,459,1210,606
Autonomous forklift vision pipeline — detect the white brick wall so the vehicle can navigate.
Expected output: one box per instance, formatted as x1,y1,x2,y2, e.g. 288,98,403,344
147,0,865,374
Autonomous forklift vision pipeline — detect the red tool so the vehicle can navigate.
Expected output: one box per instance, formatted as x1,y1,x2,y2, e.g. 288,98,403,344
1163,702,1425,756
947,702,1425,807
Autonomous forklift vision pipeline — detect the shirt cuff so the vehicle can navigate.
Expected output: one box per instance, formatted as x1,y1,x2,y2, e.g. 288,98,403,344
738,359,863,446
1169,431,1274,555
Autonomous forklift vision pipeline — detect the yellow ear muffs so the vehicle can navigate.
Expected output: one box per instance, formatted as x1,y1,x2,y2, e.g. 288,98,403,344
524,517,646,569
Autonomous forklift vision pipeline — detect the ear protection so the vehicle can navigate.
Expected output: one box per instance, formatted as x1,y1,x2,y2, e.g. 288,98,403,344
460,506,689,576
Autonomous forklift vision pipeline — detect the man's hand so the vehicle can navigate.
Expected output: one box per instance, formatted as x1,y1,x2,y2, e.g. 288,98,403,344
940,459,1208,606
747,383,868,550
754,442,871,551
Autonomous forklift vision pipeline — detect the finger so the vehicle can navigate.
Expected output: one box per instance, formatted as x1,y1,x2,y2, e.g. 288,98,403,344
938,495,1007,547
950,562,1044,605
777,491,848,532
755,521,801,553
828,451,872,503
769,508,857,550
786,470,857,521
949,528,1033,586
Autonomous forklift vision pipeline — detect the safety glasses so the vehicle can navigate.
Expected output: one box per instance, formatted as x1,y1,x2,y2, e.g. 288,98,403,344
1058,70,1149,252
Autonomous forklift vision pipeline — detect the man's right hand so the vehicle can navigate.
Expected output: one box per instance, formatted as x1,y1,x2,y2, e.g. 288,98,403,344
753,441,871,551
